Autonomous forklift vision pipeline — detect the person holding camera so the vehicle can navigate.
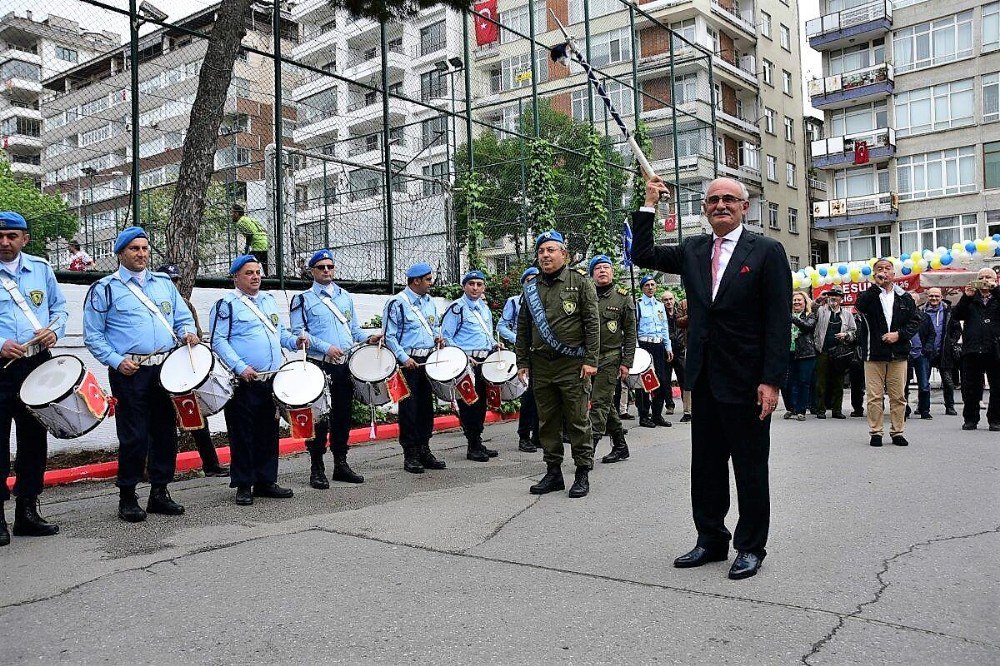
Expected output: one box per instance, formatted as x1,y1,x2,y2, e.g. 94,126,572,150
953,268,1000,431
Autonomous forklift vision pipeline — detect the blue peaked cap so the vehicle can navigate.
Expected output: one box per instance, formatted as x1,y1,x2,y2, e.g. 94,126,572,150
113,226,148,254
534,229,565,251
640,274,656,287
308,249,334,267
406,262,433,279
229,254,259,275
462,270,487,285
520,267,539,283
0,212,28,230
588,254,613,275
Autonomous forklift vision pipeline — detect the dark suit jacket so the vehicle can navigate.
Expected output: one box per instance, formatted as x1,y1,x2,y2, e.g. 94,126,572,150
855,284,922,362
631,210,792,404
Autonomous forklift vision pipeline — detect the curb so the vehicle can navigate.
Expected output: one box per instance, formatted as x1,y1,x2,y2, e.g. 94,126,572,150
6,410,520,491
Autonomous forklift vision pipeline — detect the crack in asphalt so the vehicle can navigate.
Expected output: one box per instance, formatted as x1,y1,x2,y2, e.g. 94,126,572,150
799,525,1000,665
460,492,541,554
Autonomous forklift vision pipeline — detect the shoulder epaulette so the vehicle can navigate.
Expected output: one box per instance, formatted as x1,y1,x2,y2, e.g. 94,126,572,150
23,253,51,267
617,287,629,296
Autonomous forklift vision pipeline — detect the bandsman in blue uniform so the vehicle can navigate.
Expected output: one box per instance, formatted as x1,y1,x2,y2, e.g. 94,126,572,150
290,249,380,489
83,226,198,522
442,270,501,462
382,262,447,474
0,211,67,546
498,267,540,453
210,255,307,506
636,275,674,428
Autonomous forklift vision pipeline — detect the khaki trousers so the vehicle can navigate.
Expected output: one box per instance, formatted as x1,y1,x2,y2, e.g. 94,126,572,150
864,360,908,436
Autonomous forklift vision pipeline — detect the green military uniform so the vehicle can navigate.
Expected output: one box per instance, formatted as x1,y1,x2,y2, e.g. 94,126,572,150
590,283,637,441
515,265,601,468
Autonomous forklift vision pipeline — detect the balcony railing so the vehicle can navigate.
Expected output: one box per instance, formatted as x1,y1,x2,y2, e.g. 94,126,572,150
808,178,829,193
345,43,405,69
811,127,895,159
710,0,756,36
812,192,897,219
808,62,893,99
806,0,891,39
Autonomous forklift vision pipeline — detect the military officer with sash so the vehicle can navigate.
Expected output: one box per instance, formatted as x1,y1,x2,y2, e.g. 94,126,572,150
498,267,540,452
290,249,379,489
383,262,448,474
210,255,307,506
442,269,500,462
0,211,67,546
587,255,637,464
515,230,600,498
636,275,674,428
84,226,198,522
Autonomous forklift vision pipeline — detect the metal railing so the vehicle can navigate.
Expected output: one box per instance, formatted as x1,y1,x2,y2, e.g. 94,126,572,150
813,192,897,218
710,0,756,36
806,0,892,38
811,127,895,159
808,62,893,99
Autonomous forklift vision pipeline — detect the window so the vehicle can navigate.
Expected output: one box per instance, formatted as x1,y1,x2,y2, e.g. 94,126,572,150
671,19,696,44
897,146,977,200
835,226,892,262
833,165,889,198
585,28,632,68
55,46,78,63
829,101,887,136
782,70,792,95
784,117,794,142
763,107,775,134
984,73,999,124
827,40,885,76
422,161,448,196
786,162,796,187
893,11,974,73
571,81,633,121
768,202,779,229
501,3,546,43
420,69,448,101
568,0,619,23
789,255,800,271
989,209,1000,237
739,142,759,170
500,50,547,90
779,24,790,50
760,12,771,38
419,21,445,56
761,59,773,86
788,208,799,234
348,169,381,201
987,3,1000,51
79,124,112,147
300,88,337,123
422,116,447,148
986,141,1000,189
673,73,698,105
894,79,974,137
900,214,978,255
766,155,777,181
0,60,40,82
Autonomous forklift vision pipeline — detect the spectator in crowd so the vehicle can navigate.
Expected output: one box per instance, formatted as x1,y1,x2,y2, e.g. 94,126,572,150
953,268,1000,431
905,303,936,420
67,241,95,271
662,291,691,421
783,292,817,421
921,288,960,416
813,287,857,419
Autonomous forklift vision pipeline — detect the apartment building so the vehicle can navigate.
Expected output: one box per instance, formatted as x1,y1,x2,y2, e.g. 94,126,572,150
806,0,999,264
39,4,298,272
0,10,118,186
289,2,464,283
467,0,811,272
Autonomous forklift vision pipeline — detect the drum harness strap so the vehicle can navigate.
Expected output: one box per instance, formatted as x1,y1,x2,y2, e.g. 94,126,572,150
522,278,584,358
117,275,179,344
0,274,48,358
238,294,278,336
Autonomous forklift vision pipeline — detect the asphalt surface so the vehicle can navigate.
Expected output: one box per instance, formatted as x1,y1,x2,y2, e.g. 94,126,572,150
1,393,997,665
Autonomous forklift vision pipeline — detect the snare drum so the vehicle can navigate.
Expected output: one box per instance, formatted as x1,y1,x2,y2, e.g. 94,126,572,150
272,359,331,425
625,347,654,390
348,344,399,406
425,347,472,402
20,355,111,439
159,344,234,417
480,350,526,401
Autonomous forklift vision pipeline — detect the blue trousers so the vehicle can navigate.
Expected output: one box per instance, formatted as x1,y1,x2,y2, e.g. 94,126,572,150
786,357,817,415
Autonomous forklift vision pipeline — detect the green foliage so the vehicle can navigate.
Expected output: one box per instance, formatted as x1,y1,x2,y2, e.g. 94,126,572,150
351,400,391,426
336,0,471,21
433,258,533,324
582,129,615,258
458,170,488,271
361,314,383,329
0,158,77,258
628,121,653,214
525,138,558,235
139,182,231,263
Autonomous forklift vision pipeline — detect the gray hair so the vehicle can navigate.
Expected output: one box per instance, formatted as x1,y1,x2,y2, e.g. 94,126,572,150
706,177,750,201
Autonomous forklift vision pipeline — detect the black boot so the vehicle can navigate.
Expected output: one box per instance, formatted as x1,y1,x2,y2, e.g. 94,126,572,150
12,496,59,537
403,448,425,474
466,441,490,462
331,454,364,484
481,441,499,458
518,437,537,453
309,453,330,489
419,444,447,470
118,487,147,523
529,464,565,494
147,485,185,516
568,466,590,498
0,503,10,547
601,431,630,464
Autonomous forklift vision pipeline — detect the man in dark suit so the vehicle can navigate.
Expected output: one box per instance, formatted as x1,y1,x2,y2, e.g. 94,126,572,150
632,176,791,580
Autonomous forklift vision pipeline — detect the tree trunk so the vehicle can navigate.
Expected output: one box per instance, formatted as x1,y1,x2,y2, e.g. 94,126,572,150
167,0,253,298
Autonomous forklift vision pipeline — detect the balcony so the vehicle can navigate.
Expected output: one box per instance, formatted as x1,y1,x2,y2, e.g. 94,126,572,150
10,160,44,179
293,69,337,101
811,192,898,229
710,1,757,39
345,97,410,133
716,108,760,139
811,127,895,169
292,25,339,62
295,107,341,143
809,63,893,110
342,47,408,80
807,1,892,50
712,54,759,89
1,74,42,99
720,162,762,186
2,132,43,152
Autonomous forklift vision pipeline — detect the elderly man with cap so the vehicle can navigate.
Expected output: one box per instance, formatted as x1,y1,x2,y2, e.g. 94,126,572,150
383,262,448,473
498,267,540,452
232,203,269,273
635,274,674,428
290,249,380,489
442,269,501,462
588,255,637,464
813,286,857,420
210,255,307,505
0,211,67,546
515,230,600,498
84,226,199,522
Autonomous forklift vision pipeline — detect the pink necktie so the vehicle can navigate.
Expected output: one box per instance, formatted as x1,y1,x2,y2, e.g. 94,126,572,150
711,237,725,293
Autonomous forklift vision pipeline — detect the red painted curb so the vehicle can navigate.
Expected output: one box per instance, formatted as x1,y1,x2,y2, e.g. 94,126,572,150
6,410,520,491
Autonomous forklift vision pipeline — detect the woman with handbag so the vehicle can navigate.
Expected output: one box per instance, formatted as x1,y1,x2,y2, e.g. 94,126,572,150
783,292,818,421
813,287,858,419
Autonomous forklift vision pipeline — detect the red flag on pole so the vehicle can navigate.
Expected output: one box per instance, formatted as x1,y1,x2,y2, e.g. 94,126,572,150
386,369,410,403
287,407,315,440
170,393,205,431
474,0,500,46
854,140,869,165
456,371,479,405
486,383,502,410
640,368,660,394
75,371,110,419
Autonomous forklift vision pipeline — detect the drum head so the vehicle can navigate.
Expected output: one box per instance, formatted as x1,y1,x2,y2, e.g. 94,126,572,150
426,347,468,381
629,347,653,375
20,356,84,407
160,344,214,393
348,345,398,382
273,360,325,407
481,350,518,383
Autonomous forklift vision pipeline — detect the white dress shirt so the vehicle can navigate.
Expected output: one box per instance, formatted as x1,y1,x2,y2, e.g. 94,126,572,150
711,225,743,300
878,287,895,330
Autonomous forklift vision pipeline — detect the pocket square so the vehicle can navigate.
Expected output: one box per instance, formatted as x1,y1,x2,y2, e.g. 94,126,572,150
740,265,751,274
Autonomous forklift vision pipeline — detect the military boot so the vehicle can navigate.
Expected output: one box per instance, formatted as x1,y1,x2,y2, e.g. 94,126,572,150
0,503,10,547
147,485,185,516
518,437,537,453
602,430,630,464
481,440,499,458
418,444,447,470
403,448,425,474
567,467,590,498
331,453,364,484
529,464,565,494
118,487,147,523
309,452,330,489
467,441,489,462
12,496,60,537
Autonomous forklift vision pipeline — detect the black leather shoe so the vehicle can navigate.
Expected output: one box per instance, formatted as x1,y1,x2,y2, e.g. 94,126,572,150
203,465,230,477
601,432,630,463
419,445,447,470
869,434,883,447
816,412,827,419
310,466,330,489
147,486,185,515
567,467,590,498
919,413,933,420
482,443,499,458
962,422,977,431
235,486,253,506
679,414,692,423
331,457,364,484
12,497,59,537
0,508,9,547
518,438,537,453
832,412,847,419
620,413,635,420
467,446,490,462
403,451,425,474
639,418,657,428
728,551,764,579
944,408,958,416
891,435,909,447
673,545,728,568
118,489,147,523
990,423,1000,432
253,483,294,499
850,410,864,417
652,416,672,427
529,465,565,494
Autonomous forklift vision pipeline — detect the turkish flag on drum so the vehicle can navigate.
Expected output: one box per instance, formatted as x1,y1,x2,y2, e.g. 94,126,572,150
456,372,479,405
474,0,499,45
386,370,410,403
288,407,315,440
171,393,205,431
640,368,660,394
76,371,109,418
486,384,502,410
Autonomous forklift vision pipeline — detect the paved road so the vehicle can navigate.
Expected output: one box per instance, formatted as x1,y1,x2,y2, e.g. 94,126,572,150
1,399,997,664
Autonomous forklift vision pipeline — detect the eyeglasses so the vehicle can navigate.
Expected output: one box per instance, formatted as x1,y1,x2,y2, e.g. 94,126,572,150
704,195,746,206
312,264,334,271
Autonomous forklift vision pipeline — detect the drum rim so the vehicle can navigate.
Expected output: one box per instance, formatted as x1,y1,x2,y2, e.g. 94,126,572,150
348,344,398,382
159,343,218,395
26,402,107,439
481,351,518,383
629,347,653,374
272,359,326,408
19,354,86,408
426,346,469,381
